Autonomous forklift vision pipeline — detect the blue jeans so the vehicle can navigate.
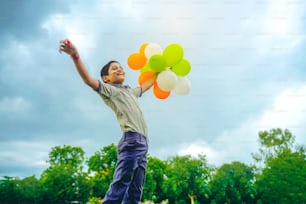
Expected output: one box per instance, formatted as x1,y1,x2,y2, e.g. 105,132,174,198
102,131,148,204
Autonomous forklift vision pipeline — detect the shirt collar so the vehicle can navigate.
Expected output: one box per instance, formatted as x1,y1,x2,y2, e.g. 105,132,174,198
112,84,130,88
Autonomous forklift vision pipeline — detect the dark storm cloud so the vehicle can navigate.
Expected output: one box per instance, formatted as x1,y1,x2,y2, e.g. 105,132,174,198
0,0,69,41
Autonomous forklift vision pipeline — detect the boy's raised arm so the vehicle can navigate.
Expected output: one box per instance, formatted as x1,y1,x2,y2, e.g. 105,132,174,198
59,39,99,91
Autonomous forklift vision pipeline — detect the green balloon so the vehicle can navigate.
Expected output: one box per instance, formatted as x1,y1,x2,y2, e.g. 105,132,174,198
140,63,152,73
148,54,167,72
171,59,191,76
163,44,184,66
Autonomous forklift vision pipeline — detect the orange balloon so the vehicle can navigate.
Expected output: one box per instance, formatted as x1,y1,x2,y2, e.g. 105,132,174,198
139,43,148,55
138,71,156,85
153,82,171,99
127,53,147,70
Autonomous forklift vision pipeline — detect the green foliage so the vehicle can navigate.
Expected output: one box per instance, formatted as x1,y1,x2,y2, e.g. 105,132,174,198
209,161,256,204
255,148,306,203
87,143,117,173
0,175,42,204
1,128,305,203
162,154,211,204
18,175,42,203
48,145,85,170
0,176,22,203
142,156,167,202
87,143,117,198
40,145,91,203
252,128,306,203
252,128,295,164
88,196,102,204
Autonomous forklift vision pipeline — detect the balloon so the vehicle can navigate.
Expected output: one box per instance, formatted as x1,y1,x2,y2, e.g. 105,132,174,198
139,43,148,55
138,71,155,85
144,43,163,59
127,52,147,70
173,76,191,95
140,63,153,73
171,59,191,76
127,42,191,99
163,43,184,66
156,70,177,91
148,54,167,72
153,82,171,100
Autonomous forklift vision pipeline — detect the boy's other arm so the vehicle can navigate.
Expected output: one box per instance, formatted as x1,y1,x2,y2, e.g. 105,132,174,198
59,39,99,91
141,73,157,93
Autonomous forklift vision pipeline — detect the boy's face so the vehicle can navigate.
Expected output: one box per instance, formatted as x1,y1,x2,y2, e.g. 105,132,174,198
102,62,125,84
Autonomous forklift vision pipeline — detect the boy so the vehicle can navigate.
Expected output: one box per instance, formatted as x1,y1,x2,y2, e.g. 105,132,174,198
59,39,156,204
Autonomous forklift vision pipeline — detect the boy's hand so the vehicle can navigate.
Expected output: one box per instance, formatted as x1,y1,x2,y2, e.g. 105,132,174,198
59,39,78,57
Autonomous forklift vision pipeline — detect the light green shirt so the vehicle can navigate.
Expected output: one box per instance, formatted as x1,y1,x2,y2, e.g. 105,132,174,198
97,81,147,136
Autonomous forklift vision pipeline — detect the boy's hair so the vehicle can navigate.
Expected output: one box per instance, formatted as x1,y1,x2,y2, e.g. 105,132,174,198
100,60,118,77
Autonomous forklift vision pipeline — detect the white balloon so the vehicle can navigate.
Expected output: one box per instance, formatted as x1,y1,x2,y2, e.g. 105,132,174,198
157,70,177,91
144,43,163,59
173,76,191,95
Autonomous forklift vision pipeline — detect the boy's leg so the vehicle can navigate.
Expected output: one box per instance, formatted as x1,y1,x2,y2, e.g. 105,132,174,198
102,132,148,204
122,156,147,204
102,157,136,203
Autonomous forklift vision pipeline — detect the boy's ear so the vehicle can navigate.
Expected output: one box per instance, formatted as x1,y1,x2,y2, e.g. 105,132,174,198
102,75,109,83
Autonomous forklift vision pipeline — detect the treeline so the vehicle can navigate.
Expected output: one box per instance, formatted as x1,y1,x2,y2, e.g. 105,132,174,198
0,128,305,204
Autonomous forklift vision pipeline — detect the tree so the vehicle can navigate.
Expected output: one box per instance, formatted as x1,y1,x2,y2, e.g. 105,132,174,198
47,145,85,170
255,148,306,203
87,143,117,198
209,161,256,204
0,176,41,203
252,128,306,203
18,175,42,203
252,128,295,164
142,156,167,203
162,154,211,204
40,145,91,203
0,176,22,203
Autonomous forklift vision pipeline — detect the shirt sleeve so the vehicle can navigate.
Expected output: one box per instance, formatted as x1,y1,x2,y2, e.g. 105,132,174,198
97,80,118,98
132,86,142,98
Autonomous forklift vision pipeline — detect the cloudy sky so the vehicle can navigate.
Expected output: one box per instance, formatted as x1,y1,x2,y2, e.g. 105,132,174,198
1,0,305,178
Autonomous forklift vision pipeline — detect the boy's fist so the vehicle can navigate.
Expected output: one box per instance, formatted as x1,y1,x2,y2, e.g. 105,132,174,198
59,39,78,56
60,39,70,48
